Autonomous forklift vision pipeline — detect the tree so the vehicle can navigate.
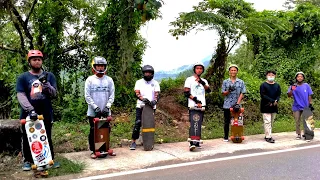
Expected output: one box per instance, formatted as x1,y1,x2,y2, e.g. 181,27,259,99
169,0,283,91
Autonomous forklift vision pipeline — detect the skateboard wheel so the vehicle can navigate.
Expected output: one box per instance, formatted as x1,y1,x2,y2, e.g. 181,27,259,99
93,118,99,123
20,119,26,125
230,136,234,140
95,152,101,157
48,160,54,166
107,116,112,122
240,108,245,113
230,108,233,112
187,138,191,142
108,149,116,156
38,115,44,120
241,136,245,140
31,164,37,170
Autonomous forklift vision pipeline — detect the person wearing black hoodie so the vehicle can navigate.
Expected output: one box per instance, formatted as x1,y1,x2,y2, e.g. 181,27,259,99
260,70,281,143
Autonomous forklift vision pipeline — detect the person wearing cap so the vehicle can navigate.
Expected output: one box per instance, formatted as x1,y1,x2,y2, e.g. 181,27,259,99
85,56,115,158
129,65,160,150
287,72,314,141
184,62,211,151
16,50,59,170
221,64,246,142
260,70,281,143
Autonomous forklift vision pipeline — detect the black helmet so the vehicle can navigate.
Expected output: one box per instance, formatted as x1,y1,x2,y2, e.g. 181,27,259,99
142,65,154,81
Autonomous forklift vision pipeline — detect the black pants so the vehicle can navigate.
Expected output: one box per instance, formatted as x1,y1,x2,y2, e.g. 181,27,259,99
223,108,231,139
131,108,156,140
21,116,54,163
132,108,143,140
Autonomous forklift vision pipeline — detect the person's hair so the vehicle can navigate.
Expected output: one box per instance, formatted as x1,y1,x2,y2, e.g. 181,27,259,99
265,70,276,76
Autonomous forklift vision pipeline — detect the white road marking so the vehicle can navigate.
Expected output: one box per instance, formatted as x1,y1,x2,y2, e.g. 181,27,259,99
73,144,320,180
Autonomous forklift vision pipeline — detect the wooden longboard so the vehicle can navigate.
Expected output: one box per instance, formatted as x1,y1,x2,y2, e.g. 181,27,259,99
142,104,155,151
93,108,115,157
230,108,245,143
93,114,116,157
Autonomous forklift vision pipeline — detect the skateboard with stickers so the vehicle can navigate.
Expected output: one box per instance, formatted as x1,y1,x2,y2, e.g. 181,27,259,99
141,103,155,151
21,114,53,177
93,108,116,157
230,105,245,143
187,106,205,150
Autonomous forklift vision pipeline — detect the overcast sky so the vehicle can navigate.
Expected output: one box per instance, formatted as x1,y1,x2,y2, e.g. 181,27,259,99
139,0,287,71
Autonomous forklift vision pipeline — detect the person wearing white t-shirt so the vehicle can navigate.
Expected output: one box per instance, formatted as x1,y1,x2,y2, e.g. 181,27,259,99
184,62,211,151
130,65,160,150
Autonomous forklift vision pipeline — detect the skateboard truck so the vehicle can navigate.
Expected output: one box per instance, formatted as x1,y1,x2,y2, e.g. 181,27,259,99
187,138,203,144
189,107,205,111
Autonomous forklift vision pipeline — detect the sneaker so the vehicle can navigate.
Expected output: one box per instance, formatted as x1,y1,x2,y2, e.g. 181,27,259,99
296,134,301,140
90,152,97,159
22,162,31,171
223,138,229,142
265,137,275,143
306,139,311,142
189,144,196,151
130,142,136,150
53,162,60,168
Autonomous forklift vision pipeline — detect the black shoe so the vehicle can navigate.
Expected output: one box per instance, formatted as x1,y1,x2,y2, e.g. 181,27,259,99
265,137,275,143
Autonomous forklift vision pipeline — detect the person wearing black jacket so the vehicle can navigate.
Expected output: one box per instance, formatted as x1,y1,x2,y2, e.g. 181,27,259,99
260,70,281,143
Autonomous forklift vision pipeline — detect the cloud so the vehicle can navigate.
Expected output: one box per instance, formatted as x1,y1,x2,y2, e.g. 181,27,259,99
140,0,286,71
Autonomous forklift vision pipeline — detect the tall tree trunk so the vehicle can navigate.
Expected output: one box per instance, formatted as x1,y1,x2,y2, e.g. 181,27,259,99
205,36,228,92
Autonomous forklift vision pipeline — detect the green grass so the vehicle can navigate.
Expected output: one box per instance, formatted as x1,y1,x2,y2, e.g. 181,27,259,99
48,155,84,177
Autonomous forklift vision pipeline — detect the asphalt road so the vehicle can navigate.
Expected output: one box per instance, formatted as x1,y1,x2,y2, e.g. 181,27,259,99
78,145,320,180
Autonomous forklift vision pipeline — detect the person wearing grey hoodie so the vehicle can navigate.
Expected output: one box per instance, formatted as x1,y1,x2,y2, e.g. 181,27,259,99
85,56,115,159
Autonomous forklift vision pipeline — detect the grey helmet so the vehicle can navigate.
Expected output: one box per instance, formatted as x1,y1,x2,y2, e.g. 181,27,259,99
142,65,154,81
91,56,107,74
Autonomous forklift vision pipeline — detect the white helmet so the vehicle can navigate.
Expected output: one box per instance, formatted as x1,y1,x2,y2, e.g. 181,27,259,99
228,64,239,71
295,71,305,79
193,62,205,73
91,56,107,74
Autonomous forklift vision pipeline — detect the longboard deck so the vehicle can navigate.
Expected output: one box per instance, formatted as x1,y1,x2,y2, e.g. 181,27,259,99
189,108,204,142
93,117,115,157
22,115,53,171
142,104,155,151
230,108,245,143
302,107,315,140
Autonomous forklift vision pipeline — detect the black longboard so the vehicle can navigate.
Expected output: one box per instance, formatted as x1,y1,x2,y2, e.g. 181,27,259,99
187,107,205,145
302,107,315,140
142,104,155,151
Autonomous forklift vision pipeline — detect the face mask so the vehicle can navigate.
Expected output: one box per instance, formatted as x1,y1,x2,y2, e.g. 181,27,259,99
267,76,275,82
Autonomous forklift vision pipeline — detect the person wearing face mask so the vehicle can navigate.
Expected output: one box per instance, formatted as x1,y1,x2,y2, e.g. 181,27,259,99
260,70,281,143
16,50,59,170
221,64,246,142
184,62,211,151
85,56,115,158
287,72,313,141
129,65,160,150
